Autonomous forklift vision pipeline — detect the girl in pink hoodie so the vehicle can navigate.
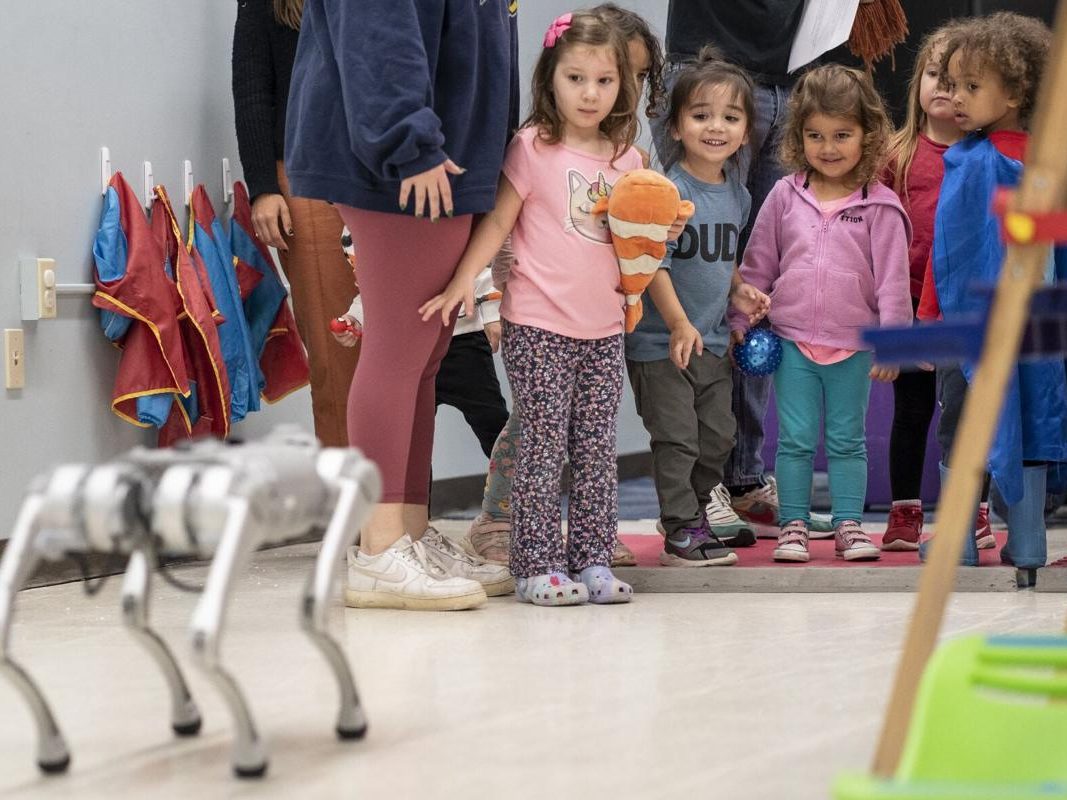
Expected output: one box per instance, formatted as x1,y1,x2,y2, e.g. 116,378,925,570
731,65,912,563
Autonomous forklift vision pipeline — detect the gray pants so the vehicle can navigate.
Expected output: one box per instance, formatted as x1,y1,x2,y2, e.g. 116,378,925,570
627,351,735,535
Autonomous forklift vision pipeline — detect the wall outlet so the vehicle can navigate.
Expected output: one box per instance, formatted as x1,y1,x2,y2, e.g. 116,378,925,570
19,257,57,320
5,329,25,389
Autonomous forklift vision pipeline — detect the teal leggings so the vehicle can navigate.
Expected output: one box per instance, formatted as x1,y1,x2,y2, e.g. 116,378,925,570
773,340,872,527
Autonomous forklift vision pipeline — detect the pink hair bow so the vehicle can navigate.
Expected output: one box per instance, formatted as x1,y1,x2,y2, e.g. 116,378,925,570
543,13,572,48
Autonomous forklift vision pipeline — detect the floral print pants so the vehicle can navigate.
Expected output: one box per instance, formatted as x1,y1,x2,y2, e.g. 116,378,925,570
501,321,624,578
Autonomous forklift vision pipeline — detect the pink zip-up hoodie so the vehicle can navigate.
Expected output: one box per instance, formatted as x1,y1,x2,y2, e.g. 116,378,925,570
730,173,913,351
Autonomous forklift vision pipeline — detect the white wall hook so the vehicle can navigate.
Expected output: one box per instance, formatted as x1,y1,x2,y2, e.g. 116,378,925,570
100,147,111,195
143,161,155,210
222,157,234,204
183,160,194,207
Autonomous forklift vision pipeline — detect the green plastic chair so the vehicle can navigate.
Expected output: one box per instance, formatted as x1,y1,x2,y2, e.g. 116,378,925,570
834,633,1067,799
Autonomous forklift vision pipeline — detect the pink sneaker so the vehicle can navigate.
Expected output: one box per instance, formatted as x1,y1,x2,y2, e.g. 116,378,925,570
773,520,810,563
611,539,637,567
463,513,510,565
835,520,881,561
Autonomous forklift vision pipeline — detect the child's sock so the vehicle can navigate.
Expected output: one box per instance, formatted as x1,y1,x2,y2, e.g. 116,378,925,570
571,566,633,605
515,572,588,606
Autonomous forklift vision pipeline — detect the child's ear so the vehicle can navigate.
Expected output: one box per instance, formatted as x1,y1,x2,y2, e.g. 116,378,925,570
669,123,682,142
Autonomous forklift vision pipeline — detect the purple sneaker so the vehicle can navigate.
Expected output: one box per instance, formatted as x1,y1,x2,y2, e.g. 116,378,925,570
659,525,738,567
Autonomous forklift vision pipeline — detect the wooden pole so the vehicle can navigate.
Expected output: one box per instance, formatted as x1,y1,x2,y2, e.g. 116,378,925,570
871,1,1067,777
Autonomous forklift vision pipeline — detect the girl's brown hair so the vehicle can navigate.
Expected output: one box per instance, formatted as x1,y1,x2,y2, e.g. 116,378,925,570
661,46,755,174
521,10,638,164
886,20,969,195
938,11,1051,131
273,0,303,31
780,64,893,187
591,3,666,119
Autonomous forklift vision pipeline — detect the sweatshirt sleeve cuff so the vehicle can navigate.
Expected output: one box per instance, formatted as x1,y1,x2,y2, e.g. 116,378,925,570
395,149,447,181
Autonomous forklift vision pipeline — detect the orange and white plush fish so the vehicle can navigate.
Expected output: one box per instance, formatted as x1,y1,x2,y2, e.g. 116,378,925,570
593,169,695,333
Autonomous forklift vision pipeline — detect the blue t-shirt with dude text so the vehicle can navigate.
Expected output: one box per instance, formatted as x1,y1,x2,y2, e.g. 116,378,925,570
625,163,751,361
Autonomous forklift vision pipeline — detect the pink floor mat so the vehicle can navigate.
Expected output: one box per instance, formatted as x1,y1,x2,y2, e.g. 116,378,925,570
618,531,1024,568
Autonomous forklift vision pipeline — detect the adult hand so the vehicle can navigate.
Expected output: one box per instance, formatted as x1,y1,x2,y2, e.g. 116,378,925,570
484,320,502,353
669,322,703,370
399,159,466,221
252,193,293,251
870,364,900,382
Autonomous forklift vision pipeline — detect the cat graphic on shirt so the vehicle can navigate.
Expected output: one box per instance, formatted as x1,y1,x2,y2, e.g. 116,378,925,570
566,169,613,244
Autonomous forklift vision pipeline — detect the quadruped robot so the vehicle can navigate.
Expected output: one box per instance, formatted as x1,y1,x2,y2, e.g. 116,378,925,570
0,426,381,778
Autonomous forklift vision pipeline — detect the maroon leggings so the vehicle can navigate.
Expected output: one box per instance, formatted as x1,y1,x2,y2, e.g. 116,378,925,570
336,206,472,504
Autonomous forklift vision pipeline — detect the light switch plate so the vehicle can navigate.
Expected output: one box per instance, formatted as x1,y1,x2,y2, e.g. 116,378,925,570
5,329,25,389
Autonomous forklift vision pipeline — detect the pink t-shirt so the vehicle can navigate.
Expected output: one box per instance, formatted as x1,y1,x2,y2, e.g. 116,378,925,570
500,126,643,339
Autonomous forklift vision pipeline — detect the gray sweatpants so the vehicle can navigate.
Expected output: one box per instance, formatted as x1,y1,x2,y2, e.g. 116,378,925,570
627,350,735,535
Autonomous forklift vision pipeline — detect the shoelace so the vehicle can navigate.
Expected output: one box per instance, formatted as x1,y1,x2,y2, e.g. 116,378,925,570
706,485,741,523
890,505,924,522
423,529,487,567
759,477,780,504
396,539,449,577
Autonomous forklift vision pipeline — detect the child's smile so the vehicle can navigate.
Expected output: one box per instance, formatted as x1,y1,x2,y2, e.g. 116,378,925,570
672,83,748,182
802,113,864,186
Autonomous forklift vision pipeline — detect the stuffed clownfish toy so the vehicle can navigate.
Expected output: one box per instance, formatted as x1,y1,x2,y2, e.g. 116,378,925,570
593,168,695,333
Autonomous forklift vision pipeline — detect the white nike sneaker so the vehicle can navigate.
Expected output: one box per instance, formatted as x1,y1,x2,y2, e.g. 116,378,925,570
345,535,487,611
420,527,515,596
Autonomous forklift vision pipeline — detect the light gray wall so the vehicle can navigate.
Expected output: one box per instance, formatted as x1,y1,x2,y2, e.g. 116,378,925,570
0,1,666,539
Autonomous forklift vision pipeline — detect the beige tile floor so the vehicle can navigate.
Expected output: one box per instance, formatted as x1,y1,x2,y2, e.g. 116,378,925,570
0,532,1065,800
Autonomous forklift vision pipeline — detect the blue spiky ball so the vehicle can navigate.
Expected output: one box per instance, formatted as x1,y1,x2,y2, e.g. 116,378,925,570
733,328,782,376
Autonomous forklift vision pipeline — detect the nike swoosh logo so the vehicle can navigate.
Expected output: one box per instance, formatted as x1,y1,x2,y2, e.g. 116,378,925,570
350,559,409,584
669,535,691,548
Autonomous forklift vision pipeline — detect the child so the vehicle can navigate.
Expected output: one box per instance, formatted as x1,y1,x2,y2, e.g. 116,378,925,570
880,23,967,551
730,64,912,563
626,51,771,567
332,230,510,460
422,11,643,605
465,3,667,570
918,13,1065,572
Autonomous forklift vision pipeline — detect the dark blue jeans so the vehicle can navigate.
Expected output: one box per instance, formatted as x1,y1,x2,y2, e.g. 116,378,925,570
650,64,793,486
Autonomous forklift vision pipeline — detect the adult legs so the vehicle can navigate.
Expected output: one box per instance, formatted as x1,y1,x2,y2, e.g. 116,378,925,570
276,163,359,447
337,206,471,554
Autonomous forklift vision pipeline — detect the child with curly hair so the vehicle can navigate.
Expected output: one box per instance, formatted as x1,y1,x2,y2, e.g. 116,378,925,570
730,65,912,563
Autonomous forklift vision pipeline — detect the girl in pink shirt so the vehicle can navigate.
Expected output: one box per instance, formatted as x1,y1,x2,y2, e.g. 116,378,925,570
422,11,643,606
731,65,912,563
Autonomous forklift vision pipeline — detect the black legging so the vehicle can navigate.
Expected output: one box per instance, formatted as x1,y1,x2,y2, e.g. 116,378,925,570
889,366,936,501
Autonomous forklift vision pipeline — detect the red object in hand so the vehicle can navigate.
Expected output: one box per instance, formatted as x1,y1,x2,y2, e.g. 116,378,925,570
329,317,362,337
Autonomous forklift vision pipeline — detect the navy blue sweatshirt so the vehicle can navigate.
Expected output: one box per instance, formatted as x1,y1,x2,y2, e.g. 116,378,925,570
285,0,518,216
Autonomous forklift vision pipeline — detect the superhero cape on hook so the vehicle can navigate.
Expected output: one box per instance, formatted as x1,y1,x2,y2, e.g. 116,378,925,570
190,184,262,423
229,181,309,403
92,171,191,431
152,184,231,445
